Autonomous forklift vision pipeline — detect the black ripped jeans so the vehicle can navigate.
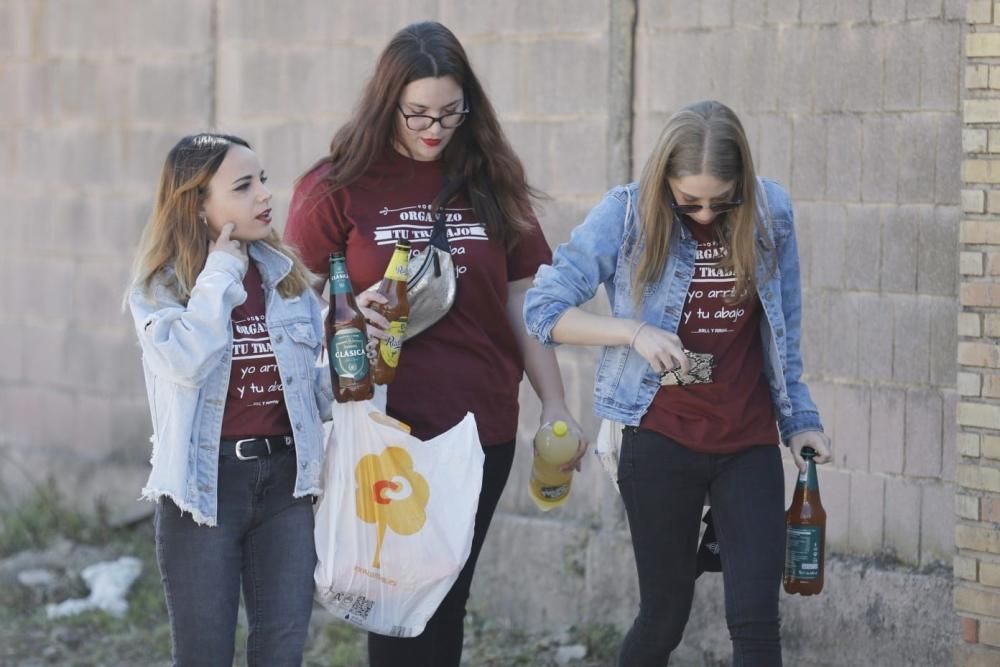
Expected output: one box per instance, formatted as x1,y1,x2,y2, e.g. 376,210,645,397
616,427,785,667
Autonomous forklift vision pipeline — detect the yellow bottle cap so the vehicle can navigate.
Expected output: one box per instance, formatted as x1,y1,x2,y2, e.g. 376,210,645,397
552,420,568,437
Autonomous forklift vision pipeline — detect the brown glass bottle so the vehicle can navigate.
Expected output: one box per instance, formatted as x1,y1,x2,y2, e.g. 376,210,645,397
327,253,373,402
371,241,411,385
783,447,826,595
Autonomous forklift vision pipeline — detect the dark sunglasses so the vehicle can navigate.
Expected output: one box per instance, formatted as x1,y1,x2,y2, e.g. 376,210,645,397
670,198,743,215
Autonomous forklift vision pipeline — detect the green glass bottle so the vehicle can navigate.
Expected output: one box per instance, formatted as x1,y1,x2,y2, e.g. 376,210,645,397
327,253,373,402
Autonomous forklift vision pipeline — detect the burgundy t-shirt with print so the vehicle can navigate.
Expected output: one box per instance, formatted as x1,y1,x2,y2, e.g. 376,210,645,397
221,261,292,440
640,219,778,453
284,150,552,445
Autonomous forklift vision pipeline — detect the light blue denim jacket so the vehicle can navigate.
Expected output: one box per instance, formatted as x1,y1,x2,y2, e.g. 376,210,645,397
524,178,823,444
128,242,333,526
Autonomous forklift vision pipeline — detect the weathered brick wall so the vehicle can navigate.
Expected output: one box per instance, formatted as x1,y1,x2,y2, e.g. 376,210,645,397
955,1,1000,663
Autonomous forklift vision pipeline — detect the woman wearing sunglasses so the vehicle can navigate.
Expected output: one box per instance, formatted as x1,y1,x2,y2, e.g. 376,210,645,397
524,100,831,666
284,21,584,667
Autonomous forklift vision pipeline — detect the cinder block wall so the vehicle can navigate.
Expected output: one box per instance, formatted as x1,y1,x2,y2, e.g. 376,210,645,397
0,1,966,663
477,2,964,665
629,0,962,569
0,0,217,506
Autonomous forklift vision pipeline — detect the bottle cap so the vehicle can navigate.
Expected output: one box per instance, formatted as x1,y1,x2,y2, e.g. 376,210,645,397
552,421,568,437
801,446,815,460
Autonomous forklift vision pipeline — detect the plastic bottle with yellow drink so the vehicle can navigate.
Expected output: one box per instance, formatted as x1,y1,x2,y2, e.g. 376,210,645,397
528,420,579,511
371,241,410,385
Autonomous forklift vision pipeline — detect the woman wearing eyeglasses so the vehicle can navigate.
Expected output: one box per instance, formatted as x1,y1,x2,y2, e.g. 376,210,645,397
284,21,584,667
524,100,832,666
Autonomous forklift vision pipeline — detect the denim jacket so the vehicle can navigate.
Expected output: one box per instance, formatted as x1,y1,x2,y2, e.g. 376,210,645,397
524,178,823,443
128,242,333,526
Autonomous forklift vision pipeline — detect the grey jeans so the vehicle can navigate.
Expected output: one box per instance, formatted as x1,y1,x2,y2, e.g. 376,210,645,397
154,445,316,667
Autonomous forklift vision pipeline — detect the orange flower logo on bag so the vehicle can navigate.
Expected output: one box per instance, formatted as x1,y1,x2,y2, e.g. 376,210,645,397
355,446,430,568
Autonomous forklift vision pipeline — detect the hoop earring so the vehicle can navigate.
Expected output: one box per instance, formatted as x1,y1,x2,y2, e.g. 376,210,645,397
199,214,208,225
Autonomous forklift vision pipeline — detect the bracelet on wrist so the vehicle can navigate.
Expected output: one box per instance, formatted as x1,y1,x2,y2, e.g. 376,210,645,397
629,321,648,348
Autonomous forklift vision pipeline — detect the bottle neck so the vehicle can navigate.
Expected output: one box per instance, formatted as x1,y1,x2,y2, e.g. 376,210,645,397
383,247,409,282
806,459,818,492
329,258,352,295
796,459,820,502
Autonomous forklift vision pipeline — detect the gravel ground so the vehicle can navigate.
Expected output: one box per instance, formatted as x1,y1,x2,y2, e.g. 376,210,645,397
0,490,620,667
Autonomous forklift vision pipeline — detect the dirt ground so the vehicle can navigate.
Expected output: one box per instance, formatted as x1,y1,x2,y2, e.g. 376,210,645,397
0,487,620,667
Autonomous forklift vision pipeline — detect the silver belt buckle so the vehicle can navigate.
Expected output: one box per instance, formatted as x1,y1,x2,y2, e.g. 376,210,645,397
234,438,260,461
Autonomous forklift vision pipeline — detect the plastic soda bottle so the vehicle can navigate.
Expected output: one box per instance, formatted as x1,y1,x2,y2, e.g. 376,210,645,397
528,420,579,511
783,447,826,595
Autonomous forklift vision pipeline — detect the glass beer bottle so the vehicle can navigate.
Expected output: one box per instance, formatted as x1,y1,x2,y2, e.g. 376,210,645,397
371,241,410,385
327,253,373,402
783,446,826,595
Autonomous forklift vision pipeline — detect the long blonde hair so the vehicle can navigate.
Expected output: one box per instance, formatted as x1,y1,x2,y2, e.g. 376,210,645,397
632,100,767,307
129,133,312,303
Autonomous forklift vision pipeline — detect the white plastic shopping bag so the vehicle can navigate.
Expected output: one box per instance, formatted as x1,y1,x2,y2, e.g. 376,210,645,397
594,418,624,493
314,398,484,637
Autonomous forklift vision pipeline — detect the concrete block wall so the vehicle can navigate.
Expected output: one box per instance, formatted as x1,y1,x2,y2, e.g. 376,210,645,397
0,0,215,511
476,2,962,665
631,0,962,572
955,1,1000,663
213,0,613,249
0,0,968,662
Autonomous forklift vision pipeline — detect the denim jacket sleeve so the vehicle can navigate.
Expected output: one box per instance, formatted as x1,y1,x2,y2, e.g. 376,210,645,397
307,289,334,421
768,182,824,441
127,252,247,388
524,187,629,347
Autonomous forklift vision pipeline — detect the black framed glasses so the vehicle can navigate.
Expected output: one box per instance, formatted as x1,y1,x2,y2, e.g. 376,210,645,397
397,105,469,131
669,198,743,216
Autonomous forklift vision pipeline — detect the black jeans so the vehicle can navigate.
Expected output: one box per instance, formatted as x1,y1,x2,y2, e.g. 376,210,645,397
368,440,516,667
617,428,785,667
154,446,316,667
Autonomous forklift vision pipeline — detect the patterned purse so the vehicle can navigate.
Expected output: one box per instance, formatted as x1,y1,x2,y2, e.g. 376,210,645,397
660,350,715,386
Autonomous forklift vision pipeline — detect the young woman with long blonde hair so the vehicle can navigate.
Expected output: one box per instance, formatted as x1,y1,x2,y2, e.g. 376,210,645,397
126,133,331,666
525,100,832,666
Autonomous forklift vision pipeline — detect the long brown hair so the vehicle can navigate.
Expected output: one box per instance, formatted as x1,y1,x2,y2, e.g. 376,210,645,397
308,21,540,250
129,133,313,303
633,100,768,307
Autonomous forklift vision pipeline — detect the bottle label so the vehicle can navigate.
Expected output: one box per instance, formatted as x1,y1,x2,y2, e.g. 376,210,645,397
379,320,408,368
537,481,571,501
330,260,353,295
383,249,409,282
785,525,822,580
332,327,369,380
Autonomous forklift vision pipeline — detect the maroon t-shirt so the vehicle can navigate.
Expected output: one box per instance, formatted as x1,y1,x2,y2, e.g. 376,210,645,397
285,150,552,445
221,262,292,439
640,220,778,452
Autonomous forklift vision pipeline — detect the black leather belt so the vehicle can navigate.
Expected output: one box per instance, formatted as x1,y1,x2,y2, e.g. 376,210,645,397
220,435,294,461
